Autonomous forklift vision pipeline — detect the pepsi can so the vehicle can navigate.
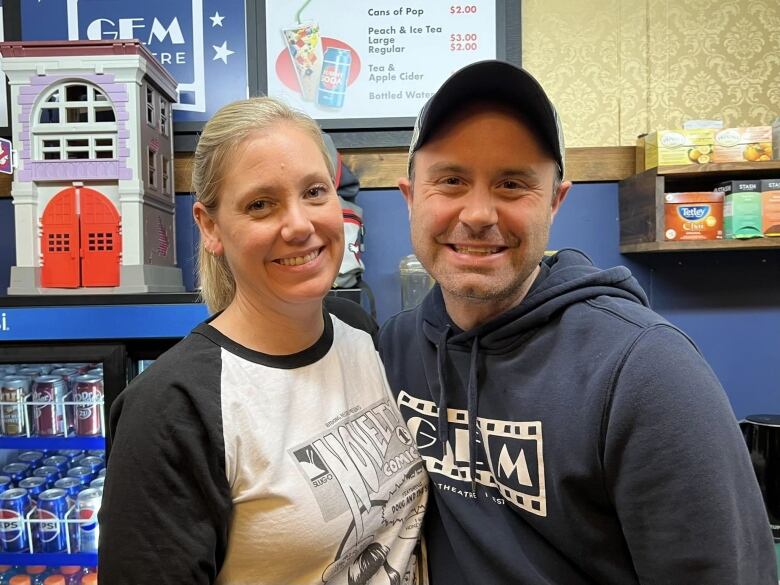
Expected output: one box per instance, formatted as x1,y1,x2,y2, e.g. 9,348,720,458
317,47,352,108
97,468,106,479
0,476,11,492
2,462,30,484
88,477,105,494
54,477,83,501
0,488,30,552
42,455,70,476
57,450,84,463
17,451,45,469
78,457,104,477
66,466,93,486
32,465,61,487
36,488,68,552
77,488,101,553
18,477,47,501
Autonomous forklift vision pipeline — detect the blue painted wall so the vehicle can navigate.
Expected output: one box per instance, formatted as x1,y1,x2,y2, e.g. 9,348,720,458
2,183,778,418
356,183,780,419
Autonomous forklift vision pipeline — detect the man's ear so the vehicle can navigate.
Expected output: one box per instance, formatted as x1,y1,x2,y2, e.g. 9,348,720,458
193,202,223,256
551,180,572,221
398,177,414,217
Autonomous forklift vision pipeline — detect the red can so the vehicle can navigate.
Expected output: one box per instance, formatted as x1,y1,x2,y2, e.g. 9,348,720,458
32,375,67,436
73,375,103,437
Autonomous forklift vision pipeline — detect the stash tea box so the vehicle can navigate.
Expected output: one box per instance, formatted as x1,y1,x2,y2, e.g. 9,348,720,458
760,179,780,236
714,181,763,239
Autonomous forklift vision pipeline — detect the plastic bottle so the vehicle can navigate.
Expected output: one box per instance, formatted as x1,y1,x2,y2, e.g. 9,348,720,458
23,567,48,585
399,254,434,310
56,568,80,585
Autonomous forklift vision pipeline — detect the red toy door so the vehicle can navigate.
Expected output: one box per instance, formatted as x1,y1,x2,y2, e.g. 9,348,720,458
79,187,121,287
41,188,80,288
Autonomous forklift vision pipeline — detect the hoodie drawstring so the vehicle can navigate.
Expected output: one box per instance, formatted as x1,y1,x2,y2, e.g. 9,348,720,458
436,325,452,454
467,337,479,495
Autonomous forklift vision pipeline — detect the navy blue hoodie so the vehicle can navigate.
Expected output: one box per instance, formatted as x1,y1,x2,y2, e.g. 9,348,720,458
379,249,777,585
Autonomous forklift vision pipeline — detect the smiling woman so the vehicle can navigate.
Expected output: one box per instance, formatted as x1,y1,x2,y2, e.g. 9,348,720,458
98,97,429,585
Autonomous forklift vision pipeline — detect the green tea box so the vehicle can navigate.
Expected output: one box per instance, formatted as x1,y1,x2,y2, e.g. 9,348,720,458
714,181,763,239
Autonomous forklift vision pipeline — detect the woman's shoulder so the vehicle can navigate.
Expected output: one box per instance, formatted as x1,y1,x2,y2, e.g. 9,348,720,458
324,296,378,348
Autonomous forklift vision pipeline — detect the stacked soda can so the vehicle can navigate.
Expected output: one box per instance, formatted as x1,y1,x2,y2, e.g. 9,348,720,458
0,363,103,438
0,449,106,553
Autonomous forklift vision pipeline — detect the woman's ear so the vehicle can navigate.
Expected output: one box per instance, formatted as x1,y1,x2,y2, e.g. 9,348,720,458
193,202,223,256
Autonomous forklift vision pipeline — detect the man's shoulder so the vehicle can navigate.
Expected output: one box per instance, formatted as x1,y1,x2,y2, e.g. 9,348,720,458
378,307,419,351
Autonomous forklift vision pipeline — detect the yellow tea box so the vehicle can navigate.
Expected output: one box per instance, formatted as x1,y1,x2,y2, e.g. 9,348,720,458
760,179,780,236
714,181,763,239
664,192,723,241
712,127,772,163
643,129,715,169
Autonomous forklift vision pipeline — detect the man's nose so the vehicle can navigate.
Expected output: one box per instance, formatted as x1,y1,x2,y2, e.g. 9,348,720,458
458,188,498,231
280,202,315,242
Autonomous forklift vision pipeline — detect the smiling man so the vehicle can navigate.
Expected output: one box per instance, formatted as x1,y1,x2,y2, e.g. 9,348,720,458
379,60,777,585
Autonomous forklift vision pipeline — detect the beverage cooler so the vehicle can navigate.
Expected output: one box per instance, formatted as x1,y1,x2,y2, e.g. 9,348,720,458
0,294,208,584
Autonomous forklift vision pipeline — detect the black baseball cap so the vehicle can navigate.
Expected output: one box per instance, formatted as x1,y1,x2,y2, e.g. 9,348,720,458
408,60,565,177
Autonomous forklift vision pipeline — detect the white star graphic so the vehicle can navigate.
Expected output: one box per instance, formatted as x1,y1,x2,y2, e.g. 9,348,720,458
209,12,225,27
212,41,235,64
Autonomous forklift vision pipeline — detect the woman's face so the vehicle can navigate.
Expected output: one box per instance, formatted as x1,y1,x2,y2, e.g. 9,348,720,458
197,123,344,312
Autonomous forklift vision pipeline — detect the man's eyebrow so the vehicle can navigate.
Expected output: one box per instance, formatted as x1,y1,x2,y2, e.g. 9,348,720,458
425,162,470,175
495,167,541,181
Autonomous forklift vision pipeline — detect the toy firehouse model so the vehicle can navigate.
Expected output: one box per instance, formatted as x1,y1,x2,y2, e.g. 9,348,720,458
0,40,184,294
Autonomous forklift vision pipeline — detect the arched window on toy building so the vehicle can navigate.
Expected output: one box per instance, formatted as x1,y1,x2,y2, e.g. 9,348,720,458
33,82,117,161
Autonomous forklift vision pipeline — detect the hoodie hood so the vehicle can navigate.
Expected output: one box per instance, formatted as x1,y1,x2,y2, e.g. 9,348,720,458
417,249,649,493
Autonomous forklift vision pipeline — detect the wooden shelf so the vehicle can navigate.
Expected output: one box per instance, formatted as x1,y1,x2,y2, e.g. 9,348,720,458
654,160,780,177
621,238,780,254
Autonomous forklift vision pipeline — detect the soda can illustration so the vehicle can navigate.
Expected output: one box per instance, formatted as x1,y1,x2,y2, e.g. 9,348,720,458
0,488,30,552
18,476,48,501
32,375,67,436
317,47,352,109
77,488,102,553
36,488,69,552
72,375,103,437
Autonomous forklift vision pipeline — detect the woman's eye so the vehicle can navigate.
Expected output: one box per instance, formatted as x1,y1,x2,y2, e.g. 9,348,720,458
248,199,269,212
305,184,328,199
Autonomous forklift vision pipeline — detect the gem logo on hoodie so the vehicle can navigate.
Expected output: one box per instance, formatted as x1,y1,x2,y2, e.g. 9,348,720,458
398,391,547,517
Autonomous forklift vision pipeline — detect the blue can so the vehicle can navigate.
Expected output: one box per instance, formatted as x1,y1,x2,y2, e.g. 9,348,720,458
97,468,106,479
0,476,11,492
56,449,84,464
78,457,104,477
66,466,93,486
42,455,70,476
2,462,30,484
86,450,105,460
16,451,45,469
54,477,83,501
18,476,48,501
0,487,30,552
32,465,61,487
36,488,69,552
317,47,352,109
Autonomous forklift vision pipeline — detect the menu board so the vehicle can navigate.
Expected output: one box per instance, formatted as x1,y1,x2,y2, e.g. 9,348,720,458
264,0,500,124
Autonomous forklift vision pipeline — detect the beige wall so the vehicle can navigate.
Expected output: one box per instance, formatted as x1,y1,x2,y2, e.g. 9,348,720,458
522,0,780,147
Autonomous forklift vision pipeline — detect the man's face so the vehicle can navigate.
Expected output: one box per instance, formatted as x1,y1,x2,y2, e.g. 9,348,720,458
399,103,570,327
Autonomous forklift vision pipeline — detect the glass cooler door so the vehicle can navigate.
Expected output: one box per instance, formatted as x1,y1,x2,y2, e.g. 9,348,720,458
0,343,125,585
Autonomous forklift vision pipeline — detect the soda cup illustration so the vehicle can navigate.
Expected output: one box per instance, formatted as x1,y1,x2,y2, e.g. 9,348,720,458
317,47,352,109
282,22,323,102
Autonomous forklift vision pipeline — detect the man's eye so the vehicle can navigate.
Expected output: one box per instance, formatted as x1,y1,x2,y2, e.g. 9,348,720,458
443,177,462,186
501,180,524,189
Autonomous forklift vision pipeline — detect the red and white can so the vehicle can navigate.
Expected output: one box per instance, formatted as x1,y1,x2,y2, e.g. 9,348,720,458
32,375,67,436
73,375,103,437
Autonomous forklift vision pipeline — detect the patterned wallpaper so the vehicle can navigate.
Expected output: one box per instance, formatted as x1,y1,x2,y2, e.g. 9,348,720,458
522,0,780,147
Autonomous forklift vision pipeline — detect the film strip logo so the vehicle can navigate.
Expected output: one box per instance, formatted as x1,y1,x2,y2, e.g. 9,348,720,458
398,391,547,517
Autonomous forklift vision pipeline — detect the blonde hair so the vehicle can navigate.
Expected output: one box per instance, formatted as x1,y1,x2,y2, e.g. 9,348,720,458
192,96,335,313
